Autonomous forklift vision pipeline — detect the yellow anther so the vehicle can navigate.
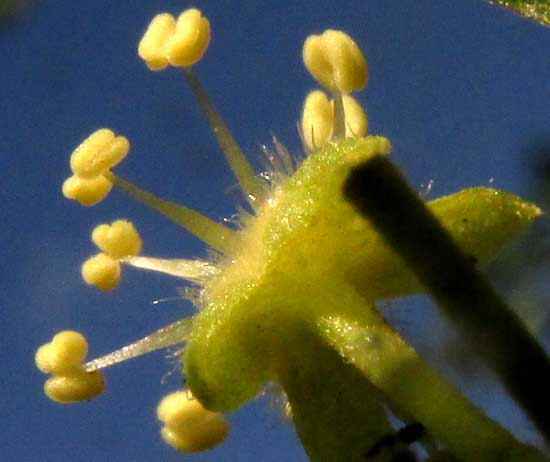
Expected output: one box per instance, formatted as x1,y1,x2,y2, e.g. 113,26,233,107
167,9,211,67
70,128,129,179
157,390,229,452
35,331,105,404
342,94,368,138
81,253,121,291
301,91,369,151
301,90,334,151
35,330,88,374
92,220,142,259
44,370,104,404
138,13,176,71
138,8,210,71
62,174,113,206
303,30,367,94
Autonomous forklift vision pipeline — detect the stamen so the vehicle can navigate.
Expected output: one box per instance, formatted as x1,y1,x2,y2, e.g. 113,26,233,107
302,30,368,142
122,256,218,282
332,91,346,140
84,318,193,372
182,68,266,205
138,8,262,206
105,172,238,255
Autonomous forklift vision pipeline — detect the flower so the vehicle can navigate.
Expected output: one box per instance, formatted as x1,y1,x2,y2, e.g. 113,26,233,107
35,6,544,461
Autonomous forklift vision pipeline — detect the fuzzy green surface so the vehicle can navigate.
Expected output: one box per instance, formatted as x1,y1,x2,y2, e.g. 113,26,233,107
183,136,540,418
490,0,550,25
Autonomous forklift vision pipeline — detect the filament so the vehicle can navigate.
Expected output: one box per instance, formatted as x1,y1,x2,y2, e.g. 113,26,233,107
182,67,266,206
84,318,193,372
106,172,238,255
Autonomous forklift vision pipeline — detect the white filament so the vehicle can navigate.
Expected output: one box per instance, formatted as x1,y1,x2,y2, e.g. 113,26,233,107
122,255,218,282
84,318,192,372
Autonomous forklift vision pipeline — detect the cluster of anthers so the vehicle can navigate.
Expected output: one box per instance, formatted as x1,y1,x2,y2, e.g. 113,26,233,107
36,6,369,453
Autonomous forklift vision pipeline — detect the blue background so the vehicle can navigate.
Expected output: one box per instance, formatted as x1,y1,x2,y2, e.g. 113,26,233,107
2,0,550,461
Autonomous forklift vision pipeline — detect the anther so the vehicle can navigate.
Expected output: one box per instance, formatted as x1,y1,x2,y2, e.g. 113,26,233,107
157,390,229,452
62,174,113,206
301,90,333,151
302,30,367,94
301,90,368,152
167,9,211,67
81,253,121,291
138,8,210,70
35,331,88,374
35,331,105,403
342,94,368,139
91,220,142,259
70,128,129,179
137,13,176,71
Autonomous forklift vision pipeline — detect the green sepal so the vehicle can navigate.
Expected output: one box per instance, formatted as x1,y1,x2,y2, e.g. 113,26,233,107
347,186,541,301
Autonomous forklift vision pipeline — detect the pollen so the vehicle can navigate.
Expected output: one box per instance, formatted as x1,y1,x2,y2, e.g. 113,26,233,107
157,390,229,452
302,30,367,94
35,331,105,404
91,220,142,259
138,8,210,70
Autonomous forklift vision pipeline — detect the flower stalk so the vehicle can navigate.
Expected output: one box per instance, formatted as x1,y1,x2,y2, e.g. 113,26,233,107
344,155,550,441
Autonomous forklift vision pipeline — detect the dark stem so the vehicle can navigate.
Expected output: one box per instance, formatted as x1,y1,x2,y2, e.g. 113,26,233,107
343,155,550,441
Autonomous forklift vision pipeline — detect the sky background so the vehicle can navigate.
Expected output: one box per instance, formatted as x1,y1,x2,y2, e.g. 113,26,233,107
2,0,550,461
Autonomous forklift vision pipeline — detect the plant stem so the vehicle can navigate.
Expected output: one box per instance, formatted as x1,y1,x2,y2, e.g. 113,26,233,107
319,305,547,462
278,323,395,462
343,155,550,441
